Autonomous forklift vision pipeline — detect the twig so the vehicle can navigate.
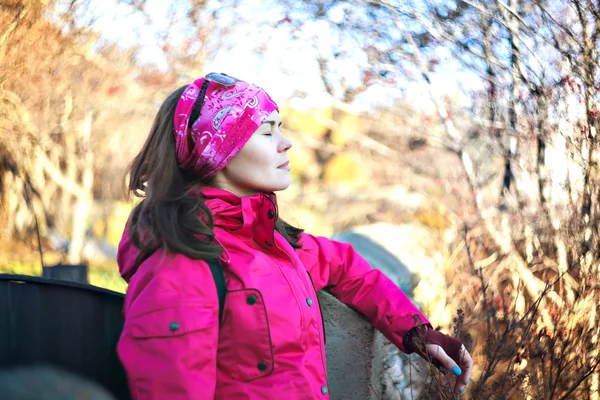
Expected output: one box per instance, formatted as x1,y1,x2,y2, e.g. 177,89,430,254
22,175,45,271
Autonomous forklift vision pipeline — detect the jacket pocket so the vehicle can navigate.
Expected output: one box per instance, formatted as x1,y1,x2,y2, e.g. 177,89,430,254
121,304,219,400
130,304,217,339
218,289,274,381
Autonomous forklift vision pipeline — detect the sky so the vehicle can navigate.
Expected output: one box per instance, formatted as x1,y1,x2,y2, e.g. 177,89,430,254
85,0,481,113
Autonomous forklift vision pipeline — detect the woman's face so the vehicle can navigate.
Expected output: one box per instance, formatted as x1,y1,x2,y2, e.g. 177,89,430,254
212,111,293,196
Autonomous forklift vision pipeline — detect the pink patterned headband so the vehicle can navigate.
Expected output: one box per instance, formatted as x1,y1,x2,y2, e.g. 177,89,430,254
173,74,278,179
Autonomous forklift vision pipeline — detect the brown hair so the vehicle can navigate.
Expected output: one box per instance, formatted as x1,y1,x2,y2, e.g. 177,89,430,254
126,85,303,267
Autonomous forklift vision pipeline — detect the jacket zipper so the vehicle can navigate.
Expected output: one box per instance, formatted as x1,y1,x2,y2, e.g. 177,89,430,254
264,194,328,382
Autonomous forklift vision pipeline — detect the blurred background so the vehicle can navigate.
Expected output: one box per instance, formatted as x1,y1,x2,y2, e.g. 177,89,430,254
1,0,599,398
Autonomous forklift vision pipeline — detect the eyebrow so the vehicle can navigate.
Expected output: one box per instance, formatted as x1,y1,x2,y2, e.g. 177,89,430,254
262,120,282,126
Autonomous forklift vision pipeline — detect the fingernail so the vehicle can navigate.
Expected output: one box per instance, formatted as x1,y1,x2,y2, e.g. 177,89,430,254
466,379,470,385
452,366,462,376
461,387,465,393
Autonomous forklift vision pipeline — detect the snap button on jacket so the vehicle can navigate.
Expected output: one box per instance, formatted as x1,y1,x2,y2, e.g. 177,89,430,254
117,187,429,399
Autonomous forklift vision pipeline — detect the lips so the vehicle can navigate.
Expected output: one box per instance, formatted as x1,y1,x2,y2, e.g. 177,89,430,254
278,161,291,170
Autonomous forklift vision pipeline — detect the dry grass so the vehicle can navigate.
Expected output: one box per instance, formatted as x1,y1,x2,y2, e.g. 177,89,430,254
417,221,600,400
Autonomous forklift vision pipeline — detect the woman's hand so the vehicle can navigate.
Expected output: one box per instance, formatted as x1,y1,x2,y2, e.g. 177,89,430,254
403,325,474,395
424,343,473,395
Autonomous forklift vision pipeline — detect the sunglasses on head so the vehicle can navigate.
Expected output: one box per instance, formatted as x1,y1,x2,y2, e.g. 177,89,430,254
187,72,243,131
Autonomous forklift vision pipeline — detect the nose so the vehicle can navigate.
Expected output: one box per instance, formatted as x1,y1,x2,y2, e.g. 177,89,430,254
278,134,293,152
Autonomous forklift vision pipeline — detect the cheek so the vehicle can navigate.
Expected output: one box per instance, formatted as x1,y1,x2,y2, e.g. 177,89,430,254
228,143,273,177
244,149,271,167
238,141,273,168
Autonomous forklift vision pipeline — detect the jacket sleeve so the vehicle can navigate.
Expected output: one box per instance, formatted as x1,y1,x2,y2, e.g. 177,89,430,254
117,256,219,400
296,233,430,353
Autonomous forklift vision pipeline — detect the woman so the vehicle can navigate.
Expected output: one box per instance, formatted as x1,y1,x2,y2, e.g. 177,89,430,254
117,73,473,399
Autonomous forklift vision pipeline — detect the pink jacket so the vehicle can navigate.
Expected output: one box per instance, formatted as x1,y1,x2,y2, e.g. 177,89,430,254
117,187,429,399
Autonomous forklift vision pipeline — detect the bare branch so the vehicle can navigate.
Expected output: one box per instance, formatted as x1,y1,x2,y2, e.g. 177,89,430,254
36,150,85,198
535,2,584,50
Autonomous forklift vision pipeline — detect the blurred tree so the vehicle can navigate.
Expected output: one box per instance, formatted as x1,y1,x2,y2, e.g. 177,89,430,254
404,1,600,397
254,0,442,179
0,0,136,263
0,0,241,264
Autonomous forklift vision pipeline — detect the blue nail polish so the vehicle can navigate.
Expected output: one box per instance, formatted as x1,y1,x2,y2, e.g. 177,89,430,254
461,387,465,393
452,366,462,376
466,379,470,385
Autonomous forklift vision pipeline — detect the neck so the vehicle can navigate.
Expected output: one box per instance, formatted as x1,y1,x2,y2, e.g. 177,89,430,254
207,182,260,198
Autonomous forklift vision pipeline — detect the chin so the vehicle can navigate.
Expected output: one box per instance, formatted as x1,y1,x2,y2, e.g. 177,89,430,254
273,184,290,192
265,179,291,193
266,184,290,193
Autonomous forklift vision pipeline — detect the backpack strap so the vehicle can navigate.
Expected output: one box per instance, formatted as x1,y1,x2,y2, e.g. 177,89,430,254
207,258,226,325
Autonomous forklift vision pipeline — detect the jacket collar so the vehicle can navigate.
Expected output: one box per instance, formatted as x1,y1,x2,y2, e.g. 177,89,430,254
201,186,278,234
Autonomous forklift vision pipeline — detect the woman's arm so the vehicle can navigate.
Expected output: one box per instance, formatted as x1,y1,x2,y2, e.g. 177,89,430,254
296,233,474,394
117,256,220,400
296,233,429,353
